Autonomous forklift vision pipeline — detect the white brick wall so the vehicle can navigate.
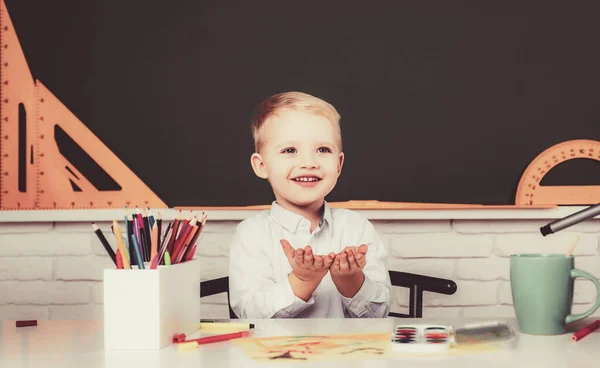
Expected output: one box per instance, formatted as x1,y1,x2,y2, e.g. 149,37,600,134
0,218,599,321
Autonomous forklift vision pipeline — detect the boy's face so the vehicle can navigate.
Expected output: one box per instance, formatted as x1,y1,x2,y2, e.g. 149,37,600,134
251,108,344,211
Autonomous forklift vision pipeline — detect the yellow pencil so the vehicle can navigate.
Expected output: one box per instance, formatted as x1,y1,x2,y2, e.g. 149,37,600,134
112,220,130,269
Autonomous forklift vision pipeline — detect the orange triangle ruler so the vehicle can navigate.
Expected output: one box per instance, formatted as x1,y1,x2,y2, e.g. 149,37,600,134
0,0,167,210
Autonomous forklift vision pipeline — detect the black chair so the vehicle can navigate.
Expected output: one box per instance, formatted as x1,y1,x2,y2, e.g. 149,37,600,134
387,271,457,318
200,276,238,319
200,271,457,319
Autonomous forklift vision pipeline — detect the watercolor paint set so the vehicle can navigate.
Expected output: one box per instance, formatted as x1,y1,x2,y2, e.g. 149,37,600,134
391,324,452,353
391,321,516,353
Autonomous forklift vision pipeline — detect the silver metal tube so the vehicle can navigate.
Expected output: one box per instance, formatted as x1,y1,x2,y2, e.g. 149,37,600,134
540,203,600,236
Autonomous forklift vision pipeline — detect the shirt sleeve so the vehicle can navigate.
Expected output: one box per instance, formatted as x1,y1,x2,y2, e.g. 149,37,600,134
228,221,315,319
340,217,392,318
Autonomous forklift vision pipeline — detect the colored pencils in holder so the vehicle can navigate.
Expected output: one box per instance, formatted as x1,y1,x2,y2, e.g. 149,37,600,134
172,217,195,263
92,223,117,265
93,208,206,269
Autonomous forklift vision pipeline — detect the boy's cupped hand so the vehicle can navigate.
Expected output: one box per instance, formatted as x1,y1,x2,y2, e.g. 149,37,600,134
280,239,335,282
330,245,368,278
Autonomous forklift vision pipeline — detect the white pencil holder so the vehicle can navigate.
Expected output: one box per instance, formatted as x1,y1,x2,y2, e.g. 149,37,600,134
103,258,201,350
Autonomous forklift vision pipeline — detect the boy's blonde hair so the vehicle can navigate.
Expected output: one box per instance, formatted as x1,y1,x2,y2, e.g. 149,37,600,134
251,91,342,153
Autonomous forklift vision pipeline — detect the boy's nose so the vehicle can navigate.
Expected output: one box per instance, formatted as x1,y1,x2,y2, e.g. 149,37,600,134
299,153,319,168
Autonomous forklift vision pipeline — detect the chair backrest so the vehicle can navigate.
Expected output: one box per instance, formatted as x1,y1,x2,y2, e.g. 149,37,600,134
200,276,238,319
200,271,458,319
388,271,457,318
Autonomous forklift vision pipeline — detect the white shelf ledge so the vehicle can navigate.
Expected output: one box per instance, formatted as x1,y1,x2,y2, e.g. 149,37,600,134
0,206,596,223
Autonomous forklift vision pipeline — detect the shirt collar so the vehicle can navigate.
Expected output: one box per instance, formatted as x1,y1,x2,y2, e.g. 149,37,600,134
270,201,332,233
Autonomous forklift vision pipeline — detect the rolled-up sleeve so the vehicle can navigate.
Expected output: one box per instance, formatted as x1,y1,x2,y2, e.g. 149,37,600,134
229,222,314,319
341,219,392,318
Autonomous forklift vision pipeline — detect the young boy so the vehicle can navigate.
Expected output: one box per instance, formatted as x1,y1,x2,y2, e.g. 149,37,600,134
229,91,391,318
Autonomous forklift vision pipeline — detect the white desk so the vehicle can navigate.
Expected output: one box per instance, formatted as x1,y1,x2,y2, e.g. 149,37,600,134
1,318,598,368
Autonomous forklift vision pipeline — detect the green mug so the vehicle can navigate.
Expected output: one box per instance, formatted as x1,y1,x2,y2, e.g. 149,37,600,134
510,253,600,335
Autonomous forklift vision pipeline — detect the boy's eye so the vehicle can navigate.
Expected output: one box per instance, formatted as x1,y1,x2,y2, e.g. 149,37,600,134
281,148,297,154
317,147,332,153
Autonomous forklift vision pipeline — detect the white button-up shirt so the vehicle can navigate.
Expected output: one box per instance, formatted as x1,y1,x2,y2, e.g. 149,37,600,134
229,201,392,318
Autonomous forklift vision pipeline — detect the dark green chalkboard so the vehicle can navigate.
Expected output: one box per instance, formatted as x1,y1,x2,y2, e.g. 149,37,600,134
5,0,600,206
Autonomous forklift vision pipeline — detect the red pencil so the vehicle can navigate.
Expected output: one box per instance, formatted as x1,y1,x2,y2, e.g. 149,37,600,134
184,330,250,346
185,244,197,261
572,320,600,342
116,249,124,269
172,219,196,263
167,210,182,254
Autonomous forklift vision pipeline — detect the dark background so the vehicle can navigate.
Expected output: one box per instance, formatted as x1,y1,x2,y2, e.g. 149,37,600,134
5,0,600,206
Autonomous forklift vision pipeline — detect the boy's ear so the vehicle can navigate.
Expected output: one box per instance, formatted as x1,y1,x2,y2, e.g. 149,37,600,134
337,152,345,176
251,152,269,179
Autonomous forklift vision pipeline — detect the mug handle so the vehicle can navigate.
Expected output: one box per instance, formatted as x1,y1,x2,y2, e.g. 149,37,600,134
565,268,600,324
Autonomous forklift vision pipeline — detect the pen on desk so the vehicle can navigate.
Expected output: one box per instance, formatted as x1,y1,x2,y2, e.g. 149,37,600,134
572,320,600,342
199,321,255,329
172,333,186,343
177,330,251,351
92,223,117,265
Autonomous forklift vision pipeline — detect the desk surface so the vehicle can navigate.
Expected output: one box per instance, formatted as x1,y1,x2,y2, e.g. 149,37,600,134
1,318,598,368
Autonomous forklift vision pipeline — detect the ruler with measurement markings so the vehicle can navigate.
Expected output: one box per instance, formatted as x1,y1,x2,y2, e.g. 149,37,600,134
0,0,167,210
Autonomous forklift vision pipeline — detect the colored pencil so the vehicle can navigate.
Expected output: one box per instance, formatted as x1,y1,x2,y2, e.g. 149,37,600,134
157,211,162,249
158,222,173,264
92,223,117,265
112,220,130,269
150,221,158,263
167,210,182,254
142,208,152,261
116,249,124,269
130,234,144,269
572,320,600,341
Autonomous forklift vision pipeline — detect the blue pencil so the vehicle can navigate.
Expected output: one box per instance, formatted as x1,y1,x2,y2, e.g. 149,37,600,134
130,234,145,269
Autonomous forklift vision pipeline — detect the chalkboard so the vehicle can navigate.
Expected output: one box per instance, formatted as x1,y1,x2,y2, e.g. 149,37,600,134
5,0,600,207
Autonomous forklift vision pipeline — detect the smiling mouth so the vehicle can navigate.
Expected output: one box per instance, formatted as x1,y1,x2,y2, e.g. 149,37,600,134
292,177,321,182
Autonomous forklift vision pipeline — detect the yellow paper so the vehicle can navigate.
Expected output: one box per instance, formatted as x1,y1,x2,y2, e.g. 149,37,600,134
233,332,502,362
232,332,390,362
